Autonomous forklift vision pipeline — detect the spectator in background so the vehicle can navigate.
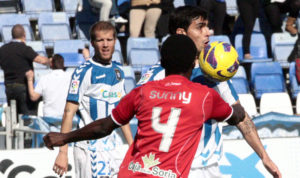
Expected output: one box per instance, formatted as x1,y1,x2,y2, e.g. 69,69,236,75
129,0,162,37
263,0,300,36
237,0,260,59
199,0,227,35
156,0,175,39
88,0,112,21
0,24,49,116
25,54,71,119
110,0,128,23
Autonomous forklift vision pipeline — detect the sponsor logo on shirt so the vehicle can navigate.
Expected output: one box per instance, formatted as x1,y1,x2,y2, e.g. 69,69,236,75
96,74,106,79
128,153,176,178
100,89,122,98
69,79,80,94
149,90,192,104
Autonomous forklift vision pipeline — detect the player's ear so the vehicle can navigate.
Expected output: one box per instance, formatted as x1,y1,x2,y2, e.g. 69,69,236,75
176,28,187,35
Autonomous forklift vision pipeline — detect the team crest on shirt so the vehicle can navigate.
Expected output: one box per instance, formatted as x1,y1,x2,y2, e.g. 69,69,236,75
114,68,122,80
69,79,80,94
128,153,176,178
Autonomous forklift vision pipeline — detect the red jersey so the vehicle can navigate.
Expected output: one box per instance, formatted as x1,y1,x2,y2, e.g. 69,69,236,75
112,75,232,178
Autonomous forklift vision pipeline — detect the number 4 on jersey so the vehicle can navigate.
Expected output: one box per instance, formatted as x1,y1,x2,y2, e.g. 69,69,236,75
151,107,181,152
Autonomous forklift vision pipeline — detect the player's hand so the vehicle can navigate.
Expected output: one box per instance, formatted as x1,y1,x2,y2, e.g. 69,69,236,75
43,132,66,150
262,157,282,178
53,151,68,177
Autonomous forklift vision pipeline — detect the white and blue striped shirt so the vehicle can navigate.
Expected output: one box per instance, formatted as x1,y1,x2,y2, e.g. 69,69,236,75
67,59,126,152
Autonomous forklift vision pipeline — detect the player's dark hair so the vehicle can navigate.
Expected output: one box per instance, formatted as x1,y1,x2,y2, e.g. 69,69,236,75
51,54,64,70
12,24,25,39
169,6,208,35
161,35,197,74
90,21,117,41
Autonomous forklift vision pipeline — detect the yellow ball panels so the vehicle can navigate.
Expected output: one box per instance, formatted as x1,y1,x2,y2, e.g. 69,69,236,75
199,41,239,82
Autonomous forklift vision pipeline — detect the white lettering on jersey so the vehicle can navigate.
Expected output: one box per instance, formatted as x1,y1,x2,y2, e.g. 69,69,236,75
149,90,192,104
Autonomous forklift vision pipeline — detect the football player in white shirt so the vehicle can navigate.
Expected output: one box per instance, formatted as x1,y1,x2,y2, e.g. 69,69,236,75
52,21,133,178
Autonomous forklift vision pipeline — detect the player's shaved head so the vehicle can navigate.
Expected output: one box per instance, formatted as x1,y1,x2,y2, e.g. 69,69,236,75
12,24,25,39
161,35,197,75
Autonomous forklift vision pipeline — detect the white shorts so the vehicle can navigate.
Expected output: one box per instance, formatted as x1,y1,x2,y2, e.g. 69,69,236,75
188,163,222,178
73,144,129,178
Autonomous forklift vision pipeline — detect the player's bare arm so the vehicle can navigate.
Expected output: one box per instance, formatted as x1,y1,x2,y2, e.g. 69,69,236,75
121,124,134,145
25,70,41,101
228,102,282,178
44,115,119,149
53,101,79,177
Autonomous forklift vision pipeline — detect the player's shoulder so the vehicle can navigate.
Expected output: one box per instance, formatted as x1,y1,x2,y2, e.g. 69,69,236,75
137,64,165,86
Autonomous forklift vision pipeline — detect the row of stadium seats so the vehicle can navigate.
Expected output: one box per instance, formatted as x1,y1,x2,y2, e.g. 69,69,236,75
231,62,300,100
0,37,161,71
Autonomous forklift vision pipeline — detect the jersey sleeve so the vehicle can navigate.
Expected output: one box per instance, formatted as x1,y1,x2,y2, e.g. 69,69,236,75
136,65,165,86
208,89,233,122
216,80,239,105
67,64,91,103
25,46,38,62
111,87,141,126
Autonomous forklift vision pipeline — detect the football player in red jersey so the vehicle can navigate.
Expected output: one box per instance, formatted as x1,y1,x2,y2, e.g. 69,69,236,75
44,35,249,177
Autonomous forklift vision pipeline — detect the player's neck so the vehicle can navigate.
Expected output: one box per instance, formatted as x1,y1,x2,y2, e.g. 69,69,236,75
93,56,111,65
165,72,190,79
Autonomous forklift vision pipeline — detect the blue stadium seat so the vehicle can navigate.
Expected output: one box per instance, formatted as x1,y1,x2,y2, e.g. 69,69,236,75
26,41,47,57
21,0,55,20
235,33,269,61
40,24,72,48
231,77,250,94
271,32,298,68
251,62,283,85
127,37,160,72
254,74,286,99
0,13,31,29
0,82,6,105
289,62,300,99
209,35,231,44
124,77,136,93
38,12,70,28
122,65,135,80
60,0,79,17
0,14,32,42
251,62,286,99
38,12,72,47
54,40,85,67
